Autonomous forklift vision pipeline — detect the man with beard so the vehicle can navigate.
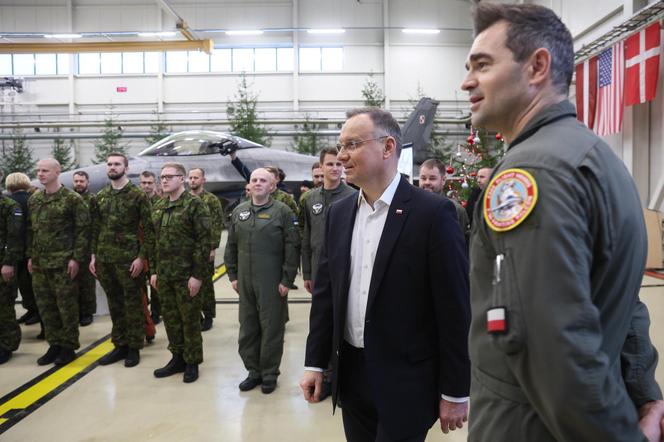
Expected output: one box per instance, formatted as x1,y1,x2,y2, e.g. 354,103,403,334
151,163,210,383
225,168,300,394
188,168,223,332
28,158,90,366
464,166,493,226
140,170,162,324
312,162,324,188
90,153,155,368
72,171,97,326
418,159,470,241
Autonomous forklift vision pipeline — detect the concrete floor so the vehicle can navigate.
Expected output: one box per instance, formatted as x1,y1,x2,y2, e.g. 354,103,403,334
1,273,663,442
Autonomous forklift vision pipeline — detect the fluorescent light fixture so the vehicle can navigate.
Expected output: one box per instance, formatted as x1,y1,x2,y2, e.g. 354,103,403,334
225,30,264,36
402,28,440,34
137,31,177,38
307,29,345,34
44,33,83,39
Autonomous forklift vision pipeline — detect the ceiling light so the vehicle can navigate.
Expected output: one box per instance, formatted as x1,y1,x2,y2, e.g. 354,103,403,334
44,33,83,39
137,31,177,38
225,30,264,36
402,29,440,34
307,29,345,34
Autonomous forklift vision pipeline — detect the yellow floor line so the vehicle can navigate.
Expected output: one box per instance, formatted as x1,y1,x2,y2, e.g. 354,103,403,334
213,264,227,281
0,339,114,419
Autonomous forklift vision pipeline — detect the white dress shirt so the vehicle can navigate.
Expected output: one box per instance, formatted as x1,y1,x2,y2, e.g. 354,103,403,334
344,172,401,348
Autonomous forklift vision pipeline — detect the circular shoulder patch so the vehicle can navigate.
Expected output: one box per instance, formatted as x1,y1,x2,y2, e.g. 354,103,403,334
483,168,538,232
312,202,323,215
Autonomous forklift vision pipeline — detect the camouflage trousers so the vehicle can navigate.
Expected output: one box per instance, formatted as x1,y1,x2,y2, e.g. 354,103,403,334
76,261,97,317
96,261,145,350
0,277,21,352
238,276,287,381
200,260,216,319
32,266,80,350
17,259,37,313
160,276,203,364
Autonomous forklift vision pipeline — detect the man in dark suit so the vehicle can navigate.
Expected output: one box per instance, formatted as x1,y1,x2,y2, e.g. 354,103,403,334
300,107,471,441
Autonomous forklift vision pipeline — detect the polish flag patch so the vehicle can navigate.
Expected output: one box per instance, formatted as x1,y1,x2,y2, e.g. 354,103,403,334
487,307,507,334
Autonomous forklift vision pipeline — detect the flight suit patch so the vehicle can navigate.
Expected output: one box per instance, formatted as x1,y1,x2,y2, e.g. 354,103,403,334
257,213,271,219
487,307,507,334
312,203,323,215
239,210,251,221
484,168,538,232
13,208,22,216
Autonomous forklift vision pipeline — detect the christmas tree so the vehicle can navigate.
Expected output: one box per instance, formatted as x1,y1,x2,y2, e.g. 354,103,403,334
0,129,36,178
227,73,271,146
51,136,77,172
93,118,126,164
444,127,505,204
361,73,385,108
293,114,322,156
145,112,170,147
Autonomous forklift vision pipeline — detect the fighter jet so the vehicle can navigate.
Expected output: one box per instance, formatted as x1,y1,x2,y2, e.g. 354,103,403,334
56,130,316,200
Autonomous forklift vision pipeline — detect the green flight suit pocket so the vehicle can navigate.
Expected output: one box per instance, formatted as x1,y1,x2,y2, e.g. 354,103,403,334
489,251,525,355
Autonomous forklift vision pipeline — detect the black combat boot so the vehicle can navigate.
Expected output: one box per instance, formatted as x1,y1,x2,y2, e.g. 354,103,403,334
124,348,140,367
54,347,76,366
37,345,60,365
153,353,185,378
261,379,277,394
99,345,128,366
183,364,199,383
238,376,262,391
0,349,12,365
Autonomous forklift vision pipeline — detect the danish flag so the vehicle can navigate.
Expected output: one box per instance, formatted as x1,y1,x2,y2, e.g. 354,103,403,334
624,22,661,106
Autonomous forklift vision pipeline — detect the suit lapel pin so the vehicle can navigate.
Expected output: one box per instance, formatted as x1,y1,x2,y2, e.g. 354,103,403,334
395,209,403,214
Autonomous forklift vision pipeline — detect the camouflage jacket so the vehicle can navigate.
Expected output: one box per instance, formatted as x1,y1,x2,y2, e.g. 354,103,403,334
151,191,211,280
79,190,96,208
27,185,90,269
195,189,224,249
91,181,155,264
0,196,23,267
274,189,299,220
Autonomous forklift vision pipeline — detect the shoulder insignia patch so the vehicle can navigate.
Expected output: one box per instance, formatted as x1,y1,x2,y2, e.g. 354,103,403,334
312,202,323,215
13,208,23,216
483,168,538,232
257,213,271,219
239,210,251,221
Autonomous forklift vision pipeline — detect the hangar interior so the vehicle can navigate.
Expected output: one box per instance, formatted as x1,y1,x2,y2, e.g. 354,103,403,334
1,0,664,441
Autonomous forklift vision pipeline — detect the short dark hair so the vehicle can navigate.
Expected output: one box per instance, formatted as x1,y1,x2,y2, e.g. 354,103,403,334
140,170,156,180
107,152,129,166
311,162,320,170
318,146,339,164
472,3,574,95
277,167,286,182
189,168,205,177
420,159,445,175
73,170,89,180
346,107,402,155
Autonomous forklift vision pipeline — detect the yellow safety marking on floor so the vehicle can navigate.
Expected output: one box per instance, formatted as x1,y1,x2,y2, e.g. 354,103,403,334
213,263,227,281
0,339,114,419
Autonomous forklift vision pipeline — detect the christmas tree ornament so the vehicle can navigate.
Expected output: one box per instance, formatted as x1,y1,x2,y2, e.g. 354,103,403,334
473,135,481,144
461,181,469,189
495,133,503,140
446,165,455,175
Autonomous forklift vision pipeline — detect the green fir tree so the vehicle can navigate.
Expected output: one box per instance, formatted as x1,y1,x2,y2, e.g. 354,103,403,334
145,113,170,146
361,73,385,108
227,74,271,146
293,114,322,156
51,136,77,172
0,129,36,178
93,118,126,164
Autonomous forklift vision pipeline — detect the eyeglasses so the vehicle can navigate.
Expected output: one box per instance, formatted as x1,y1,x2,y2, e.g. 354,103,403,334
160,174,183,181
336,136,388,152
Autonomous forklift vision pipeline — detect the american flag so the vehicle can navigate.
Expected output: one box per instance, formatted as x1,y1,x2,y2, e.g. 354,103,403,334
593,41,624,136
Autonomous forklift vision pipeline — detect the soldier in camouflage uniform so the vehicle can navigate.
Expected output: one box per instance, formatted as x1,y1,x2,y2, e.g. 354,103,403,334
140,170,162,324
72,170,97,326
188,168,223,331
28,159,90,366
225,168,300,394
91,153,155,368
151,163,211,383
0,170,23,365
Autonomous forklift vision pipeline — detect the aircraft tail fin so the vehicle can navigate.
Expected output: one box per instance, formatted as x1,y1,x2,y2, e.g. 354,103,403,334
401,97,439,164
